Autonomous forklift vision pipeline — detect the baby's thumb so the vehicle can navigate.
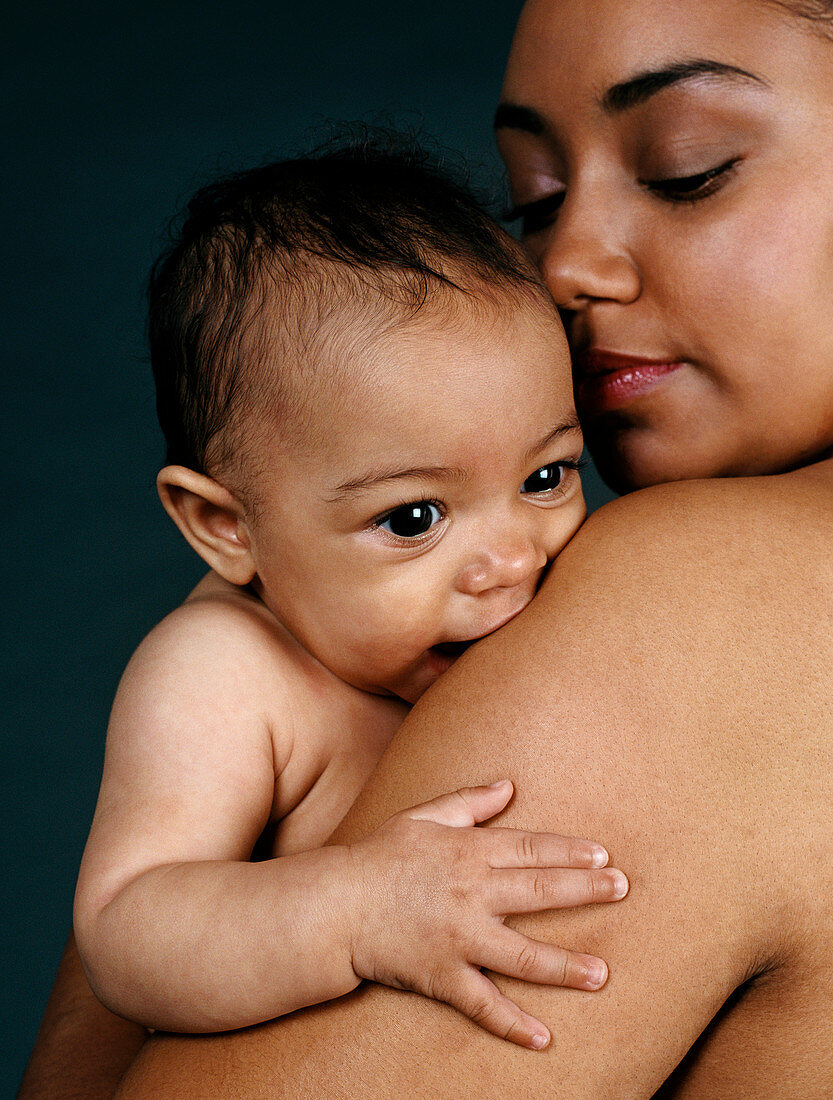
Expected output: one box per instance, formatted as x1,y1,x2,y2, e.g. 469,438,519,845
404,780,514,828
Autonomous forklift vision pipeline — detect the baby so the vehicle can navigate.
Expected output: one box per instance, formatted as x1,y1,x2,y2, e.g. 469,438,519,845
73,140,628,1053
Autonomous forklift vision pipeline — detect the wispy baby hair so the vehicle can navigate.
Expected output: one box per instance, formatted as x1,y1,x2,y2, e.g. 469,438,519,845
148,129,545,482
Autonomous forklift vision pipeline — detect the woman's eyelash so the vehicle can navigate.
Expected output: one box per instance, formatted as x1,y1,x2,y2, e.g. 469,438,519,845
503,158,739,233
642,158,740,203
502,191,565,235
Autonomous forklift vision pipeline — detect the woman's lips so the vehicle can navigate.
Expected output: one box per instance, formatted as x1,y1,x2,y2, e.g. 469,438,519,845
573,350,684,415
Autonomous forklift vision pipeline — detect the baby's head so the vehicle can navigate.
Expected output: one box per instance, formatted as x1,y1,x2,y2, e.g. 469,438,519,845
151,138,586,702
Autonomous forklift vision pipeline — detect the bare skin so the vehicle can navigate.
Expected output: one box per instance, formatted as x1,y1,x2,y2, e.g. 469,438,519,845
16,936,147,1100
21,0,833,1093
73,295,624,1047
497,0,833,491
115,463,833,1097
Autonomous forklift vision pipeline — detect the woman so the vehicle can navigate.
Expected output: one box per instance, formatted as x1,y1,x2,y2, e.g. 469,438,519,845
23,0,833,1095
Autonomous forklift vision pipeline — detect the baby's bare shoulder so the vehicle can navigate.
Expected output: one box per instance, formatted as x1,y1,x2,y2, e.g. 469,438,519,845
127,574,303,687
111,574,315,769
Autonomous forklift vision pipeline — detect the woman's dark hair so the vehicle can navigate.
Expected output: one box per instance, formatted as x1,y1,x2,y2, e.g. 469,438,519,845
148,133,544,479
770,0,833,28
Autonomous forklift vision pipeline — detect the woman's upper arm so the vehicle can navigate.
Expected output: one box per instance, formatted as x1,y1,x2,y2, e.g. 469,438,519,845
18,934,148,1100
117,482,827,1097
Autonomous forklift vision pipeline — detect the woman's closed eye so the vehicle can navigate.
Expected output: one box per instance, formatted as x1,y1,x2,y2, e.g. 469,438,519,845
503,157,739,236
641,157,740,203
373,500,445,540
503,191,565,237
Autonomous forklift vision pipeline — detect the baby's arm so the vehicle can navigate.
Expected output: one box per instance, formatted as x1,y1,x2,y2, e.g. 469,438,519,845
73,599,365,1030
341,781,628,1050
74,601,626,1047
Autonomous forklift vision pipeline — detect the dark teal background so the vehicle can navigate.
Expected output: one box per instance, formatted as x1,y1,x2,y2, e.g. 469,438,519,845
4,3,615,1091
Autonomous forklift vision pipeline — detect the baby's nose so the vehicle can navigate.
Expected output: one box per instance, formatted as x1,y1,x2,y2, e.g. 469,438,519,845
455,534,548,596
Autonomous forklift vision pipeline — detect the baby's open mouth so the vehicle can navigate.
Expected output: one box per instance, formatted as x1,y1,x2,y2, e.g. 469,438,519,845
431,640,475,658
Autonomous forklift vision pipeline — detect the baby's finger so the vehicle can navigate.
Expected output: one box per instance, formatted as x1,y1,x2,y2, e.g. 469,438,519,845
479,826,610,870
404,780,514,828
442,967,551,1050
477,927,609,991
486,866,629,915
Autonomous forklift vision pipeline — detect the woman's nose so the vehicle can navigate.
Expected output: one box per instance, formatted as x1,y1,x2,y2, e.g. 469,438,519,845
537,197,642,311
455,533,548,596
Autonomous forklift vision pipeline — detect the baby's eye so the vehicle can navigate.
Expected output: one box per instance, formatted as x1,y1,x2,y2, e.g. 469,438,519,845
376,501,444,539
521,463,566,494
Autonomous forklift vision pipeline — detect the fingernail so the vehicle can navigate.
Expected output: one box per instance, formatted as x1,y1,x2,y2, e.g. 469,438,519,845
585,961,607,988
591,845,609,868
530,1031,550,1050
488,779,511,789
612,872,629,899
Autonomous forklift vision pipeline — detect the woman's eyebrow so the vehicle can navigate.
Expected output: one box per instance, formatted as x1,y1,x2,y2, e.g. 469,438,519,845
494,60,770,134
601,59,770,113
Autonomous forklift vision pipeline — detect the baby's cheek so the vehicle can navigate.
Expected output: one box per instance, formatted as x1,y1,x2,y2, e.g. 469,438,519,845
548,501,588,560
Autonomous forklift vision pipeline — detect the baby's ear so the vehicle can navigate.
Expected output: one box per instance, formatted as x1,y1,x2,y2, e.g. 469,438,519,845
157,466,256,586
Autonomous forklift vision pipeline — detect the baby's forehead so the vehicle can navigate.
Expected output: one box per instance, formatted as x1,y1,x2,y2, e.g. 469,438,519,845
282,273,558,388
231,263,570,497
282,278,563,409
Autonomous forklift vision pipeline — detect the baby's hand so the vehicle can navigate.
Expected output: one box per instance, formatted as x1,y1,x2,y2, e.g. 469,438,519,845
347,780,628,1051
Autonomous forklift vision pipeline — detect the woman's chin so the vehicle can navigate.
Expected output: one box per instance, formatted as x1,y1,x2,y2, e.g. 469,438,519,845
586,430,723,494
578,372,740,492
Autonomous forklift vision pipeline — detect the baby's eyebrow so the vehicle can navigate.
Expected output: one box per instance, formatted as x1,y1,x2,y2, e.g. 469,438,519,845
326,418,582,502
326,464,467,501
526,417,582,463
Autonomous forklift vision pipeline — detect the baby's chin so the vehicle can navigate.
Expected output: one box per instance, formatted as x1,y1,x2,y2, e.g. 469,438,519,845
387,642,475,705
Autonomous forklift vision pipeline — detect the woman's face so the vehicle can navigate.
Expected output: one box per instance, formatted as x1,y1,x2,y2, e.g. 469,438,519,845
497,0,833,491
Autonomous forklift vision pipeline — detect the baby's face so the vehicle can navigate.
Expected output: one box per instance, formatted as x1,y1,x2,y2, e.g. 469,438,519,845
246,295,586,703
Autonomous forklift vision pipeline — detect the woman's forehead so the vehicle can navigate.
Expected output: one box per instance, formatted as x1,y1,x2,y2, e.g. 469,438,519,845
503,0,817,104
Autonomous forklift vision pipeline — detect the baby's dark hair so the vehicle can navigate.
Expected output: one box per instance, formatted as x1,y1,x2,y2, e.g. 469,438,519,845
148,133,546,485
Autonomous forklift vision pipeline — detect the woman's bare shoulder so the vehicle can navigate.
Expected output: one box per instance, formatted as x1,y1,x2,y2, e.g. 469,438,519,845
113,470,833,1100
554,468,832,615
589,467,829,547
116,470,833,1099
589,464,827,536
